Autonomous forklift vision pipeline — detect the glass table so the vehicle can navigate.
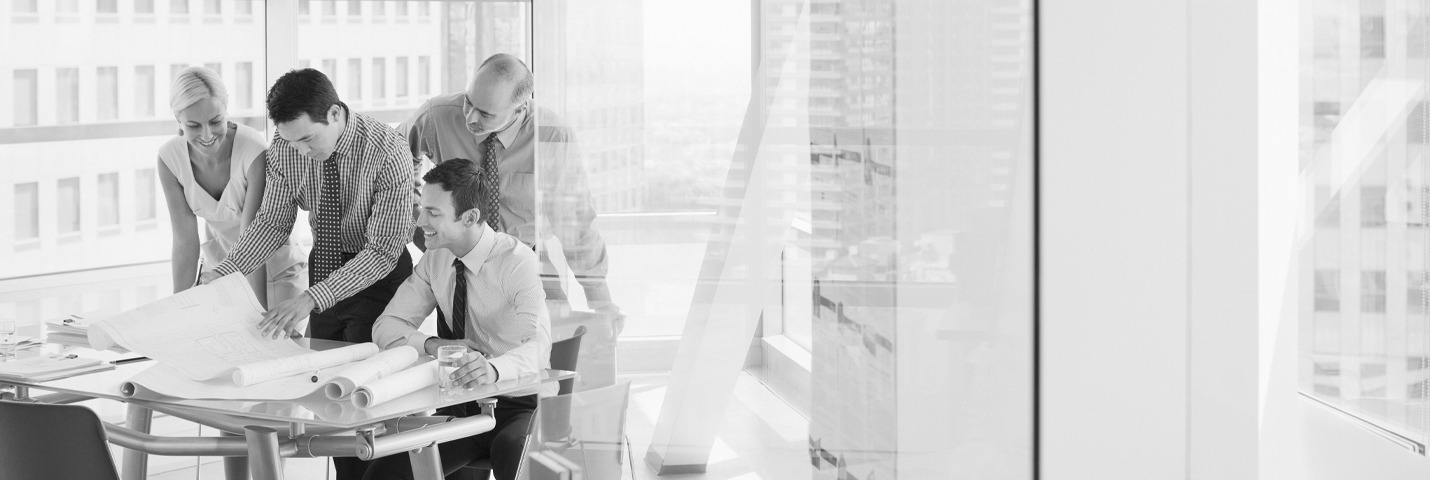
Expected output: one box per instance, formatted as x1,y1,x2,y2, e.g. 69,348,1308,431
0,338,572,480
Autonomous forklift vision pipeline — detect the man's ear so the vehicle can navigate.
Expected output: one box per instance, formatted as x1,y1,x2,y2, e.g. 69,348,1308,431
329,104,342,123
461,207,482,226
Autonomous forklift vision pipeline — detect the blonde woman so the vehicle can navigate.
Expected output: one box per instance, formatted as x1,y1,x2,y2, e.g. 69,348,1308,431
158,66,307,307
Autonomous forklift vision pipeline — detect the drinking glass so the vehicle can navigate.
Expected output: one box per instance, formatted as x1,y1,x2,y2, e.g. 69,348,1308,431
437,345,467,393
0,318,17,361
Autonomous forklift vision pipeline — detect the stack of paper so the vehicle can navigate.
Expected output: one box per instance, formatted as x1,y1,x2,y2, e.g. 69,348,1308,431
0,354,114,381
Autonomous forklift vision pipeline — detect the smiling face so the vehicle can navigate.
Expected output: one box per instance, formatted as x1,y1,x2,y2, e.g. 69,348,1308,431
176,97,228,158
275,106,343,161
417,183,481,255
462,67,528,138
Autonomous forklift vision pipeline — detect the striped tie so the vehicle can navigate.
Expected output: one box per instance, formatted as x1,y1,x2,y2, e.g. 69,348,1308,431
438,259,468,340
481,135,503,232
310,156,344,286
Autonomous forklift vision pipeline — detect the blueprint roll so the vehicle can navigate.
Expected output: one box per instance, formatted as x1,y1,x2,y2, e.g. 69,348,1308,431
352,361,439,409
232,343,379,387
324,346,419,400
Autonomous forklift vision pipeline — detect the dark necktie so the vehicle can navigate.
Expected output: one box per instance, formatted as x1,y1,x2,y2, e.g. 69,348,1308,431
310,156,343,286
438,259,468,340
481,135,503,232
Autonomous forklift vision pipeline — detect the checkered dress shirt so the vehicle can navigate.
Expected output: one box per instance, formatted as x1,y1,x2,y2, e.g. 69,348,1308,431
212,106,415,312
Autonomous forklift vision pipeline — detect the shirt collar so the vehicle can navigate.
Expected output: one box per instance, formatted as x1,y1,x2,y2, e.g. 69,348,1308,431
484,101,529,149
331,103,358,160
457,222,498,271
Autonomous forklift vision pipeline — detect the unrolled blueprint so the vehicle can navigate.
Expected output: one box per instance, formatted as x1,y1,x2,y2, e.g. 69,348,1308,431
88,273,312,381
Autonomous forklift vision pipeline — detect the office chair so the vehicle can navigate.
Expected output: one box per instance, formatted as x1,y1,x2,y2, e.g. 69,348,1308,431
461,326,587,479
0,400,121,480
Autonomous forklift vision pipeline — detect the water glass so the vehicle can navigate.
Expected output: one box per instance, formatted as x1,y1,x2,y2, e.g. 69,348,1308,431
437,345,467,393
0,318,16,361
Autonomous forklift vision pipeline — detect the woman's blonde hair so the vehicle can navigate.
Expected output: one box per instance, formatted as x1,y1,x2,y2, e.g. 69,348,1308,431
169,66,228,114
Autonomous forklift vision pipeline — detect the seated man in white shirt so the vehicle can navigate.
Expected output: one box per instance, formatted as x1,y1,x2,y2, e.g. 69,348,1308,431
369,157,553,480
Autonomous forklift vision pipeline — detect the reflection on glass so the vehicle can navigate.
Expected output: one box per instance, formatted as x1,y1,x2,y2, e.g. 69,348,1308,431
1298,0,1430,445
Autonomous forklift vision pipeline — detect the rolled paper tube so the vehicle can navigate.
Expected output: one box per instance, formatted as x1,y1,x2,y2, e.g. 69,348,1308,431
324,346,419,400
352,362,439,409
231,343,379,387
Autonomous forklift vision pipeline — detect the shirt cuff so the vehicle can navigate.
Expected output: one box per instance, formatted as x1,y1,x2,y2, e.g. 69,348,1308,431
308,283,337,312
212,260,240,278
405,333,431,355
488,357,514,383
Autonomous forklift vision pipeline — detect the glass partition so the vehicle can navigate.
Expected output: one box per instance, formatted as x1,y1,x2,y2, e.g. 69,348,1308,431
1298,0,1430,449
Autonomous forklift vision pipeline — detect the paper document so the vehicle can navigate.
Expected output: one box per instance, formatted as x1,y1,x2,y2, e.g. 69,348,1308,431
88,273,311,381
123,362,339,401
0,354,106,380
352,361,438,408
233,343,379,387
324,346,419,400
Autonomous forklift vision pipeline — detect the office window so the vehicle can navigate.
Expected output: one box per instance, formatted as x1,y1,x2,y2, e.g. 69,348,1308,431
57,178,81,235
321,0,334,15
14,183,38,241
396,57,408,97
134,66,155,118
12,0,37,13
417,0,428,16
56,68,80,124
235,62,253,110
203,0,219,14
418,56,430,96
373,1,384,16
347,59,362,100
395,1,406,16
57,0,77,14
135,0,153,13
135,168,156,222
204,62,221,78
97,173,120,228
97,67,119,121
321,59,336,78
347,0,359,15
170,0,187,14
372,58,385,100
170,63,187,92
13,69,37,127
299,59,310,69
98,0,117,13
299,0,309,14
236,0,251,14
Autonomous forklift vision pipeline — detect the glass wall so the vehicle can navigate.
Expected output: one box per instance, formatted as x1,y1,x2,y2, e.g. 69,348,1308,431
1299,0,1430,448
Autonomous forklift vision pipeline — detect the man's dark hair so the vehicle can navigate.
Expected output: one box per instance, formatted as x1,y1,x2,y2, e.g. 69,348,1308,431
423,158,488,223
266,68,342,125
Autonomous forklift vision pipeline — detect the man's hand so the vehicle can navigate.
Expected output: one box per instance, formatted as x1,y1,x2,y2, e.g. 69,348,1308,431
197,270,222,286
451,352,496,389
257,292,317,339
595,303,625,340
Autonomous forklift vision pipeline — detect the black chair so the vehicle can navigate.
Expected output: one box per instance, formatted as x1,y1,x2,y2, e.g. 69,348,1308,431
462,326,587,479
0,400,121,480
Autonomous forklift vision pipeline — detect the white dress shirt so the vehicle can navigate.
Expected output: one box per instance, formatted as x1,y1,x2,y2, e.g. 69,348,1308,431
373,223,553,397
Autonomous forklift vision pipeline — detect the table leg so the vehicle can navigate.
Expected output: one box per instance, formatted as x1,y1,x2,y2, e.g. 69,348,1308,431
408,444,444,480
122,404,153,480
222,430,250,480
245,426,284,480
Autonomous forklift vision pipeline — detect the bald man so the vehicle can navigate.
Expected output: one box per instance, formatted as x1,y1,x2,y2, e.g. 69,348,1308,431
400,53,624,336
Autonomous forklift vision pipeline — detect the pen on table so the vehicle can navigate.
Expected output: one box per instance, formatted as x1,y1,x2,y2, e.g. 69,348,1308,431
112,356,150,365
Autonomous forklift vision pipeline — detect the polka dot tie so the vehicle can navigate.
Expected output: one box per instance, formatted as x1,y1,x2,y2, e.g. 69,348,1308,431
481,135,503,232
310,155,344,286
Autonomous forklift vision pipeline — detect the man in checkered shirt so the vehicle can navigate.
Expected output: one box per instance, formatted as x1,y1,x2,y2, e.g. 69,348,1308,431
200,67,414,479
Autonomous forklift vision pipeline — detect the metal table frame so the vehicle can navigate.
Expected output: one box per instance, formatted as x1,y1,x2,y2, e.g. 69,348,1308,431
1,371,570,480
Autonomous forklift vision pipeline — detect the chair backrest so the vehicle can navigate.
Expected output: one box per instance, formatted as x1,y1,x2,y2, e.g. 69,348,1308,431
549,325,586,395
0,401,121,480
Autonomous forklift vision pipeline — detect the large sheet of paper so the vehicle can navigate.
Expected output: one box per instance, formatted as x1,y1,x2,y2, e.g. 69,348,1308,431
324,346,420,400
88,273,311,381
233,343,379,387
123,362,340,401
